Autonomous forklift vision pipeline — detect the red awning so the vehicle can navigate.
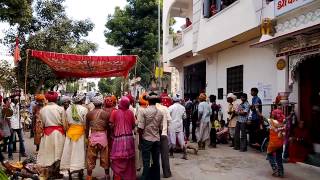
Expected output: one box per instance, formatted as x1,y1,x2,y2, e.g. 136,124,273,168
30,50,137,78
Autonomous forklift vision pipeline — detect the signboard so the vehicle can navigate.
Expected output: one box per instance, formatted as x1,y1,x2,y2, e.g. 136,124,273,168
275,0,314,16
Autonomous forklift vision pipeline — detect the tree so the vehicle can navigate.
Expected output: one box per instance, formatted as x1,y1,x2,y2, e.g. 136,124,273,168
66,82,79,93
0,60,17,92
4,0,97,93
105,0,162,88
98,78,114,94
0,0,33,26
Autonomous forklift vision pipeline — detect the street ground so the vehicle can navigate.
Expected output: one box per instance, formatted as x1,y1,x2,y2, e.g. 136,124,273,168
4,132,320,180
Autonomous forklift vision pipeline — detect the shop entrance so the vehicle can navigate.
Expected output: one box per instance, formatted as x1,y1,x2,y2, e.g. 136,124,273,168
184,61,206,100
299,54,320,143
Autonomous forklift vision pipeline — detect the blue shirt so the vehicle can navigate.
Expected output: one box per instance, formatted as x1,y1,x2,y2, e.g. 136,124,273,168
237,101,250,123
251,96,262,121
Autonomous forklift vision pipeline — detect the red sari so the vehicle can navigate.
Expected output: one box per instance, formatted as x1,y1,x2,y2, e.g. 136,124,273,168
289,127,311,163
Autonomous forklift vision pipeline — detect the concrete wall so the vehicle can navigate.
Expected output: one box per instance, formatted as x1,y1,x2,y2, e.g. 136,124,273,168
205,39,277,118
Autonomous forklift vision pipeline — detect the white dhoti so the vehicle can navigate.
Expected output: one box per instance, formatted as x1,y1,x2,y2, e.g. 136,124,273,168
197,121,210,143
37,131,65,166
60,135,85,171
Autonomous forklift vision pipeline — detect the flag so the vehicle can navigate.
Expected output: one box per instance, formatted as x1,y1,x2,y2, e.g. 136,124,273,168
13,36,21,66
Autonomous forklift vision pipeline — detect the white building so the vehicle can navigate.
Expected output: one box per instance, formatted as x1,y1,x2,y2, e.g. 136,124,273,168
163,0,320,154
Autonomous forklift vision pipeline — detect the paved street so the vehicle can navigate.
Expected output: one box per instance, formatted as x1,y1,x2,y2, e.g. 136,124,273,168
3,132,319,179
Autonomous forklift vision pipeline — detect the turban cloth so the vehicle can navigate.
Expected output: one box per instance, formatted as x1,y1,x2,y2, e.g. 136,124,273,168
0,95,2,103
161,96,172,107
61,95,71,103
199,93,207,102
119,96,130,110
87,92,96,102
91,94,104,106
139,93,148,107
227,93,237,101
172,94,181,102
126,94,135,105
104,96,114,108
35,94,45,101
45,91,58,102
72,93,85,103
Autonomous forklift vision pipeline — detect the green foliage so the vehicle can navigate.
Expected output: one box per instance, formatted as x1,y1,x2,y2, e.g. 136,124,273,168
98,78,114,94
0,0,33,26
3,0,97,93
98,77,124,97
66,82,79,93
105,0,162,88
169,17,176,34
0,60,17,92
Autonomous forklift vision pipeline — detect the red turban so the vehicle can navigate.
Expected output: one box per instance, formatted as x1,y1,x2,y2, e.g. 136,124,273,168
104,96,114,108
126,94,135,105
161,96,172,107
45,91,58,102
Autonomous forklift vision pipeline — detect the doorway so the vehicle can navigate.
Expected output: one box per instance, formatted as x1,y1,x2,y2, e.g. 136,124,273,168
299,54,320,143
184,61,206,100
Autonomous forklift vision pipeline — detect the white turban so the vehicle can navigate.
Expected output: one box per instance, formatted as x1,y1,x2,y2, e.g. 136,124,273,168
227,93,237,101
73,93,86,103
61,95,71,103
91,94,104,105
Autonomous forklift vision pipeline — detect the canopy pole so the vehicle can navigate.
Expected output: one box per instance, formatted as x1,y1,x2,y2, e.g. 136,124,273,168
24,49,30,95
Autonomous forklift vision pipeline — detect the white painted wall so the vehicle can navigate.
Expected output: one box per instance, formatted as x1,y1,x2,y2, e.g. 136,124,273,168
205,39,277,118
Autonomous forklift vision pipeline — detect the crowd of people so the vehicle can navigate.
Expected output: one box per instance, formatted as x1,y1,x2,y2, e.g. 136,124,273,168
0,87,312,179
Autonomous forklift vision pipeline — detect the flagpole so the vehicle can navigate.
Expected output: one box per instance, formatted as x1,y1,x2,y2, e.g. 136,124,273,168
157,0,162,92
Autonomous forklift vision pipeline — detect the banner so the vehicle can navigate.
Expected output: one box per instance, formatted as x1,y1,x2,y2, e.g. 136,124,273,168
275,0,314,16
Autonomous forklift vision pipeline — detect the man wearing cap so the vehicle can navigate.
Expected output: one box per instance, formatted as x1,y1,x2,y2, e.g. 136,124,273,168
60,93,88,176
168,95,187,159
37,91,67,169
138,92,164,180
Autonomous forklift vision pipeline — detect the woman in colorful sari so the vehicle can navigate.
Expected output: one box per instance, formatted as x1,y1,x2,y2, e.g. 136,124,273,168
110,97,136,180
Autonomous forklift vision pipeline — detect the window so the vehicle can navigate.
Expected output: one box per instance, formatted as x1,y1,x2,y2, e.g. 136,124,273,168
203,0,238,18
227,65,243,97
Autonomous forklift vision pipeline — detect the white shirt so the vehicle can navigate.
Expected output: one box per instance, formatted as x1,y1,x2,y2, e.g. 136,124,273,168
66,104,88,125
156,103,171,136
198,101,212,123
10,103,22,129
168,102,186,133
40,103,67,128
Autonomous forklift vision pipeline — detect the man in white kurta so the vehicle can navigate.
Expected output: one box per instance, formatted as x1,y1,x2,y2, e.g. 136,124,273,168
60,93,88,172
37,91,67,166
168,96,187,159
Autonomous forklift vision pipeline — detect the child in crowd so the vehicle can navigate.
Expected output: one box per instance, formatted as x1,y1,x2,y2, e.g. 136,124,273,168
267,105,286,177
216,120,229,144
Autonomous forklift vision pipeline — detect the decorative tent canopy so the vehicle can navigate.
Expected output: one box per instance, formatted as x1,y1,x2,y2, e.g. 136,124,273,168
30,50,137,78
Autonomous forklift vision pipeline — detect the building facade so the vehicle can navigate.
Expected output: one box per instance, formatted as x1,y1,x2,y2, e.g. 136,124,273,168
163,0,320,153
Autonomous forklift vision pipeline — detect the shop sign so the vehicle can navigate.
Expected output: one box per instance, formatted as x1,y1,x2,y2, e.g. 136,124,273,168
275,0,314,16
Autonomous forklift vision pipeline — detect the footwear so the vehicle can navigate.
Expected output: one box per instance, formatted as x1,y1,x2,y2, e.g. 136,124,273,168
277,170,284,178
20,153,28,157
169,149,174,157
182,149,188,160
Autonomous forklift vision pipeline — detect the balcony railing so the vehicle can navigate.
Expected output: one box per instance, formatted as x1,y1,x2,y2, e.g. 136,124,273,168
203,0,239,19
168,25,192,52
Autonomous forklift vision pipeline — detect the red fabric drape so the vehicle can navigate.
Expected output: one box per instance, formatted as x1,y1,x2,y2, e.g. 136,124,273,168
31,50,137,78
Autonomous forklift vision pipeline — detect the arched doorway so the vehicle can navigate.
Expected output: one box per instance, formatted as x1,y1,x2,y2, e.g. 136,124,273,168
299,54,320,143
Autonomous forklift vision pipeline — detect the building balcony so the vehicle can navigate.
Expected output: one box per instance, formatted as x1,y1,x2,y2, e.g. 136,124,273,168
196,0,274,53
165,25,193,62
